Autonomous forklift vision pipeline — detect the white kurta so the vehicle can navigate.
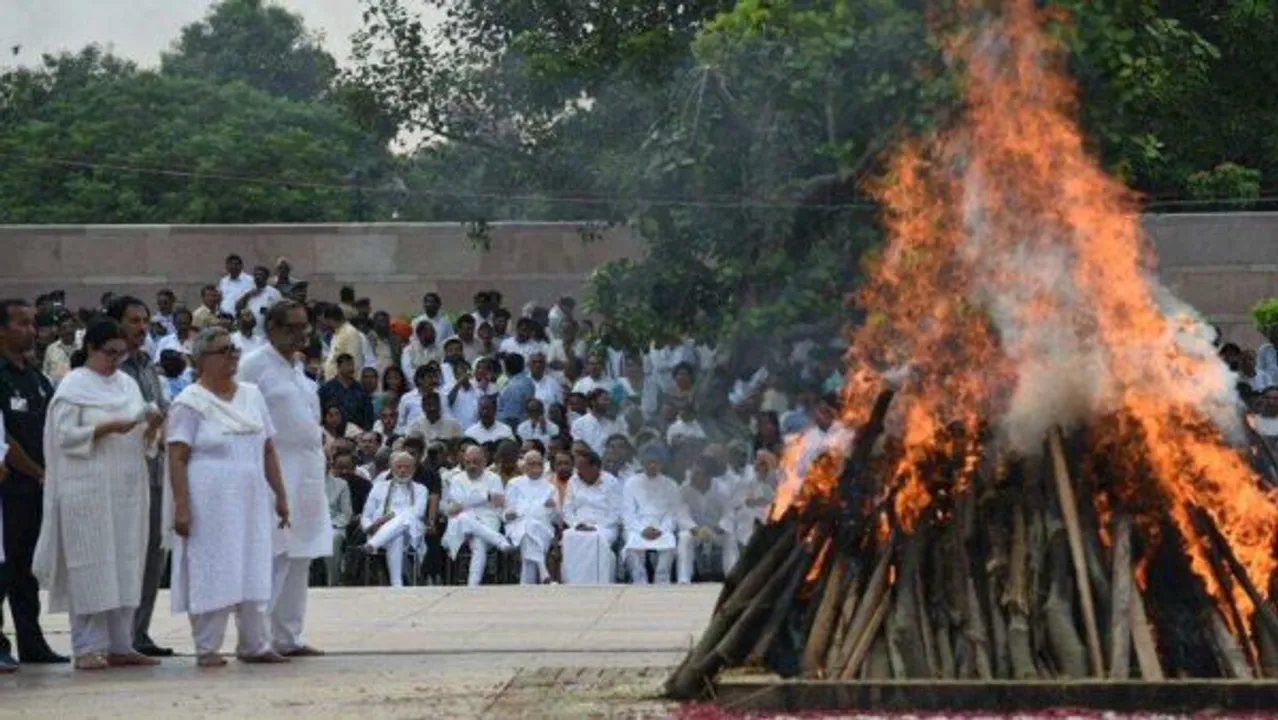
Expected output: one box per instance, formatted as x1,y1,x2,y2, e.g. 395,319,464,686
441,469,505,558
361,478,427,549
571,413,627,454
621,473,681,552
239,345,332,559
504,474,558,550
561,473,623,584
33,369,150,615
719,467,775,547
167,383,276,615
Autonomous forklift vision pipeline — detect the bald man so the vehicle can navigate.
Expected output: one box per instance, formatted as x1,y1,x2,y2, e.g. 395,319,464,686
441,446,512,586
503,451,560,584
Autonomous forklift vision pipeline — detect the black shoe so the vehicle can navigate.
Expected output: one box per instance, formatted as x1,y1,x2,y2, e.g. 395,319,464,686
20,649,69,664
135,644,174,658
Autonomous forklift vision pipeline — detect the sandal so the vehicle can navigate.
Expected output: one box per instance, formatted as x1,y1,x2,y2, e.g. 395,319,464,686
108,652,161,667
197,653,227,668
74,653,110,671
237,651,289,664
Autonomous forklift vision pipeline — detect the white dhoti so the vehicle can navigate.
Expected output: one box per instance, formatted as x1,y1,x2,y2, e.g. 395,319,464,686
561,526,618,585
190,602,272,657
506,515,556,584
70,607,136,656
366,512,418,587
623,527,677,584
442,511,509,586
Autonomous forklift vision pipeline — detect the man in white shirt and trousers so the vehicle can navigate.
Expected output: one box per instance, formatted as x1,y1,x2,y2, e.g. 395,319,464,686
621,444,682,583
237,300,330,657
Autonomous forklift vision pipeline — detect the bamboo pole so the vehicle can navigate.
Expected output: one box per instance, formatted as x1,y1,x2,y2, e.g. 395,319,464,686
831,533,896,674
802,553,850,676
1191,506,1278,642
1128,582,1165,680
1108,514,1133,679
1047,427,1105,677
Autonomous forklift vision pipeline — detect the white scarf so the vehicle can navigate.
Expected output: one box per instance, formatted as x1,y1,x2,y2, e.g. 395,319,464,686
55,367,144,415
172,382,262,435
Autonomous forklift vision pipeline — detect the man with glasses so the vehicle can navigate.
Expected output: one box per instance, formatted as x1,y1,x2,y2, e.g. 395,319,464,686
108,296,172,658
238,301,329,658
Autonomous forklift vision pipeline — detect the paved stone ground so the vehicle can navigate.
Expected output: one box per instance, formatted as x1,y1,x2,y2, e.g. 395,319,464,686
0,585,718,718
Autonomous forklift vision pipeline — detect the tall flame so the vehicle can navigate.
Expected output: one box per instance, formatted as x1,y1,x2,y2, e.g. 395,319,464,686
776,0,1278,618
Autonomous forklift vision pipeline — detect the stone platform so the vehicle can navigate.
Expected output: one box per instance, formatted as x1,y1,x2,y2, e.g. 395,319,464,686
0,585,718,718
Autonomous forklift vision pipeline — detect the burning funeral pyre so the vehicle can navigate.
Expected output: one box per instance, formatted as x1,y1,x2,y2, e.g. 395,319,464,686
667,0,1278,700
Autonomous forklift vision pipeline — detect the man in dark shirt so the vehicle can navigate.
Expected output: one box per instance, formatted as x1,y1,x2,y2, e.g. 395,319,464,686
109,296,174,658
0,298,67,665
319,353,375,432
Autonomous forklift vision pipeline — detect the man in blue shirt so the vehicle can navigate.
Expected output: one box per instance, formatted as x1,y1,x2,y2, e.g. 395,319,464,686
497,354,536,429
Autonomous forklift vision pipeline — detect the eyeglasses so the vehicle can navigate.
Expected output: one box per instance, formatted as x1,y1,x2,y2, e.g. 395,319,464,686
203,345,241,357
101,347,127,359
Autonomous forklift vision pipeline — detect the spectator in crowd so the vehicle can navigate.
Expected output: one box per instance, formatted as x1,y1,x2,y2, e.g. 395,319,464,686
238,300,330,659
324,457,353,587
500,318,546,362
573,350,615,397
476,321,499,359
397,364,434,427
154,289,177,336
336,451,373,523
322,404,353,455
271,258,298,298
676,453,730,584
42,310,79,385
752,411,784,456
547,319,582,375
360,367,381,409
156,308,196,360
561,450,622,585
367,311,400,378
166,327,290,667
402,320,443,384
497,354,535,427
0,299,66,666
547,297,575,340
667,405,708,447
373,406,400,446
107,296,172,658
527,352,562,408
322,304,366,380
518,398,559,447
191,285,221,330
454,315,481,363
412,292,453,343
491,439,523,484
1257,324,1278,382
442,446,513,586
217,254,255,316
407,392,462,445
471,291,495,328
338,287,358,321
503,450,559,584
232,308,266,355
361,452,428,588
377,366,407,415
719,448,778,574
603,434,639,479
235,266,283,339
446,360,483,429
158,350,193,403
35,319,164,670
621,444,682,584
572,389,626,455
320,355,375,433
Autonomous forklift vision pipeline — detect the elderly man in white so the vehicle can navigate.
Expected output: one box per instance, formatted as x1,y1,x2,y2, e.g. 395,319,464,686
677,453,732,584
442,446,512,586
561,450,623,584
361,452,428,587
503,451,559,584
237,300,330,658
621,444,683,584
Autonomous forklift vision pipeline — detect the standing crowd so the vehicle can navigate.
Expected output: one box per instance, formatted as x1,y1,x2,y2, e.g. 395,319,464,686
1,254,856,673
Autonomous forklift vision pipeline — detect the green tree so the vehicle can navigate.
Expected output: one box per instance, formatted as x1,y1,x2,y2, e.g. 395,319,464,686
162,0,339,102
0,49,380,223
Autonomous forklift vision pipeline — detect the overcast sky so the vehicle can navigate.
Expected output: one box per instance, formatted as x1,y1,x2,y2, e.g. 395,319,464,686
0,0,441,69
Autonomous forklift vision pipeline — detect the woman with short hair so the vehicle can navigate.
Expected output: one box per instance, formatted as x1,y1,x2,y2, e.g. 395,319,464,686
34,318,164,670
166,327,291,667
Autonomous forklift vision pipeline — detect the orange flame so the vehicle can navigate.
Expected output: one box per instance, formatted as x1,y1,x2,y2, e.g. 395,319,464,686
775,0,1277,621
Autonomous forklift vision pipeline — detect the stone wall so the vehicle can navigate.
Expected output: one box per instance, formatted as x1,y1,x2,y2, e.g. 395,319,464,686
0,213,1275,345
0,222,644,317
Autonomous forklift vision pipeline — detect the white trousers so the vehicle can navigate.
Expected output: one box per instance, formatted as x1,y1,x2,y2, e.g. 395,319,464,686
325,530,346,587
626,548,675,584
70,606,136,656
189,602,272,656
367,513,414,587
444,512,509,586
271,555,311,652
676,530,725,584
510,518,555,585
561,527,617,585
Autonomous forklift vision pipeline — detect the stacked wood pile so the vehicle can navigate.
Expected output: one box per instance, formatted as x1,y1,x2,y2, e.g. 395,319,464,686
666,391,1278,699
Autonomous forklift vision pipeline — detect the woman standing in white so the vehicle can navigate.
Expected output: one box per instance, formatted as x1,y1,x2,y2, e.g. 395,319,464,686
33,319,164,670
361,452,427,587
166,327,291,667
503,451,558,584
561,451,622,585
442,446,512,586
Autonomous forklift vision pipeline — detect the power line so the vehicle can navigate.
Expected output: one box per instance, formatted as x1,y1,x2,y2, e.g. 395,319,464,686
0,152,880,211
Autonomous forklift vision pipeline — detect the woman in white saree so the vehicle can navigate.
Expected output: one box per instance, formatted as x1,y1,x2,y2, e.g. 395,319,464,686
34,319,164,671
166,327,291,667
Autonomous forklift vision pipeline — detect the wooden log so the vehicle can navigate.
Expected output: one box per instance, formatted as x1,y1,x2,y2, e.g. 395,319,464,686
1108,514,1133,679
842,585,892,679
865,628,892,679
1006,496,1037,679
1258,606,1278,678
802,552,851,677
714,513,789,613
1047,427,1105,677
962,572,994,679
928,533,957,678
887,530,932,678
1044,529,1089,678
747,536,819,665
1128,583,1165,681
831,533,896,675
1208,610,1254,679
914,558,940,678
1191,506,1278,643
824,569,862,672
